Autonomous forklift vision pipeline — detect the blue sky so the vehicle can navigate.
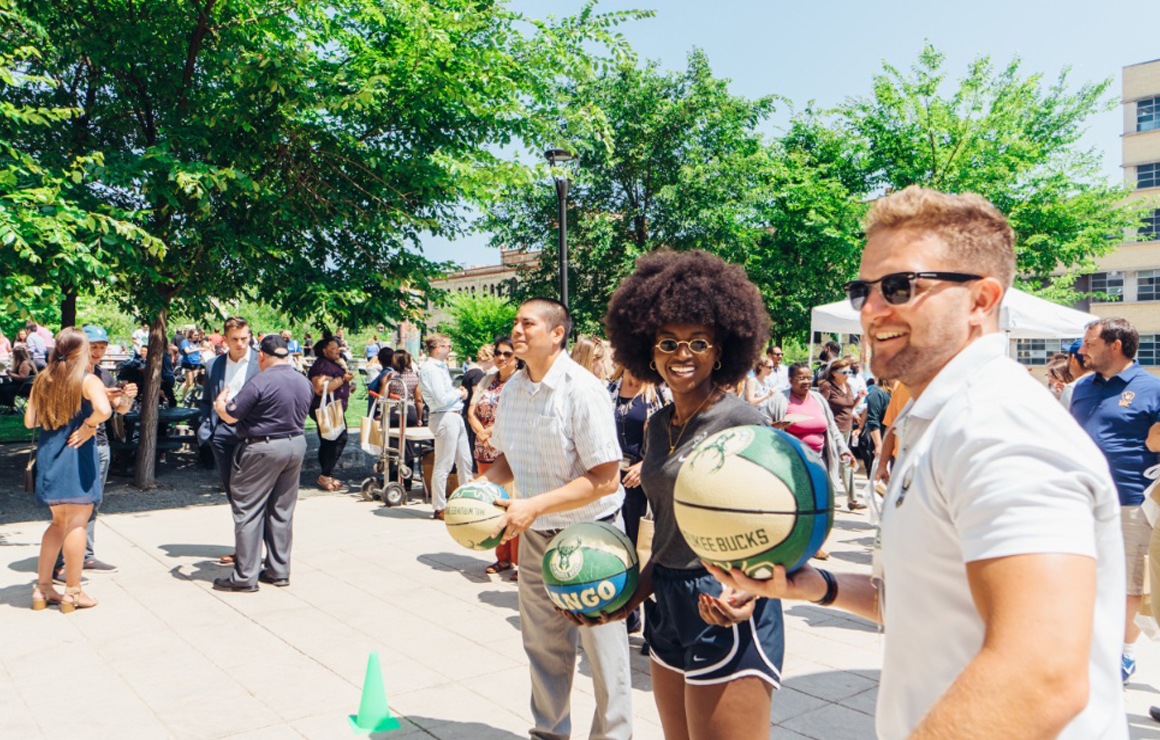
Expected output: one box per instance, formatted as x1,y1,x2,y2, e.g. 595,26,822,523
423,0,1160,267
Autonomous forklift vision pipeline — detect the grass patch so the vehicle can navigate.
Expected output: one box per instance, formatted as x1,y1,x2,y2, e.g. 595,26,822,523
1,379,378,444
0,413,32,444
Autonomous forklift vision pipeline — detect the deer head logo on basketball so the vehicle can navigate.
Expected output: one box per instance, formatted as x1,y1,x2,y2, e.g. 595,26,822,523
550,539,585,581
688,427,754,473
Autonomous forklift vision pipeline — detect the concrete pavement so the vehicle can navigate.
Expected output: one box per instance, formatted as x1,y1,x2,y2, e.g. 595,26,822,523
1,489,1158,739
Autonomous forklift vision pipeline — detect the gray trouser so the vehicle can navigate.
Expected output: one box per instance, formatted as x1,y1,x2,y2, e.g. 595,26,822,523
228,436,307,586
519,524,633,740
55,443,111,570
429,411,473,510
209,423,241,498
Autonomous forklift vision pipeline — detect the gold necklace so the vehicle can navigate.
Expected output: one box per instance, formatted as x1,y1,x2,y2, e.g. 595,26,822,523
668,389,717,454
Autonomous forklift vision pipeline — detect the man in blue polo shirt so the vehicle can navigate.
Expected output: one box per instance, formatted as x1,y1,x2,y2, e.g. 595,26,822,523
1071,317,1160,686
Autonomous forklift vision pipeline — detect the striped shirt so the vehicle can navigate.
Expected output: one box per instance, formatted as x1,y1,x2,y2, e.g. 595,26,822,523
491,352,625,531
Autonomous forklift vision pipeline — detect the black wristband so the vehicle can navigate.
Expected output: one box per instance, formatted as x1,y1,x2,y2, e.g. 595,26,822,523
813,568,838,607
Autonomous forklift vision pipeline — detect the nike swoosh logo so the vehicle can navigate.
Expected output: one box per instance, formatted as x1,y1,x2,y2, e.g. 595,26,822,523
691,655,707,663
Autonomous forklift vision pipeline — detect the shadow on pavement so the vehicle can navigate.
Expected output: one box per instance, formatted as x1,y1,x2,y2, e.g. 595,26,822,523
416,552,494,584
7,555,37,573
0,581,33,608
477,588,520,612
785,604,878,632
395,715,524,739
169,560,229,585
158,543,233,560
1127,713,1160,739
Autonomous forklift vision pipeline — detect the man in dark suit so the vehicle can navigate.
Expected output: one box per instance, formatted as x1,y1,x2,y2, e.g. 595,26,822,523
198,316,260,564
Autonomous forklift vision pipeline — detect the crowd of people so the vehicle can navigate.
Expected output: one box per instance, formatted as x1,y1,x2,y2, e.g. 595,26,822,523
16,184,1160,739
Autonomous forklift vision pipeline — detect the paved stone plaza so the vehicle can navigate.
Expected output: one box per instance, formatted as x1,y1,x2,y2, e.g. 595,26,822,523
2,483,1159,739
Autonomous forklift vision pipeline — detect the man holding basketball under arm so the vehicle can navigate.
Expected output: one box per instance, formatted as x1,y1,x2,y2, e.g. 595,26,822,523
478,297,632,740
710,186,1127,740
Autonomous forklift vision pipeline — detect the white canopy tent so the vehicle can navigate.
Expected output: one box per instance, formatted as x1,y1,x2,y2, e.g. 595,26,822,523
808,287,1098,359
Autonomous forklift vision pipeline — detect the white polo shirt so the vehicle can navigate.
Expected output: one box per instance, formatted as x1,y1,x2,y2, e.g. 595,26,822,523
491,352,624,531
876,333,1126,740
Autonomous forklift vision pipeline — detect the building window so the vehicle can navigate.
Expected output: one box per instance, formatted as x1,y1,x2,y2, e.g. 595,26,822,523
1140,335,1159,366
1139,162,1160,190
1090,271,1124,302
1141,209,1160,240
1140,97,1160,132
1016,338,1078,366
1139,269,1160,302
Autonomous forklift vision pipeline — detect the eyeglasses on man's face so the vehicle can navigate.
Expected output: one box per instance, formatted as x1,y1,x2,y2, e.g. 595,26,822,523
655,338,713,354
843,271,982,311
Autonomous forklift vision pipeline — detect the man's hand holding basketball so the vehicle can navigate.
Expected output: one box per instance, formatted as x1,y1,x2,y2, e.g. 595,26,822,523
492,497,540,543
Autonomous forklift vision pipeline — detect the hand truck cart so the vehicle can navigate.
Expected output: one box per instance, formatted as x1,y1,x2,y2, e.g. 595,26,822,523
359,378,434,506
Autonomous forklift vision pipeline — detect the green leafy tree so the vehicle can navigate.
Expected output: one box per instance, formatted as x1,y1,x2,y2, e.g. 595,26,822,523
486,50,780,334
438,293,517,361
9,0,648,486
0,0,162,335
837,45,1142,297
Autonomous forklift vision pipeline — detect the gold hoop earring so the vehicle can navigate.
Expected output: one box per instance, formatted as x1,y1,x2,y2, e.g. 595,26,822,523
714,361,722,370
649,361,657,371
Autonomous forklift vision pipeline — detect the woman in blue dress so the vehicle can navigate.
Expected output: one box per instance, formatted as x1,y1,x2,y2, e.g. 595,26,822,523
26,328,112,612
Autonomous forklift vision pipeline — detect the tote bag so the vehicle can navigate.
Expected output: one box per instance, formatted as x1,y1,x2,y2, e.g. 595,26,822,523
317,386,347,441
359,395,385,456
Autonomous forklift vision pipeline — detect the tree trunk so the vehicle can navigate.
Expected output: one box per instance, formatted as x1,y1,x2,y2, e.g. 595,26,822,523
60,290,77,329
133,307,168,489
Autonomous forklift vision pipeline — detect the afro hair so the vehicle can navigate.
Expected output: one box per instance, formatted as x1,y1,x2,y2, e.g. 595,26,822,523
604,250,770,387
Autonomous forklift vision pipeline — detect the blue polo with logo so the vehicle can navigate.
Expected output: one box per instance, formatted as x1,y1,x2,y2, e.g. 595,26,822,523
1069,363,1160,506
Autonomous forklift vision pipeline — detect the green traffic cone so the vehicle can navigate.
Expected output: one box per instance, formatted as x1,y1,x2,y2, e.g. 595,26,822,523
348,652,401,734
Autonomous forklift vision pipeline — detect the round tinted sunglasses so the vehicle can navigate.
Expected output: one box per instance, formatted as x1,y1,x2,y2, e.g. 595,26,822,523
655,339,713,354
844,271,982,310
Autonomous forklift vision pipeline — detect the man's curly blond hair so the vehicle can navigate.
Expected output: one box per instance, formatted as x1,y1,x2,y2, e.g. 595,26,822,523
864,185,1016,289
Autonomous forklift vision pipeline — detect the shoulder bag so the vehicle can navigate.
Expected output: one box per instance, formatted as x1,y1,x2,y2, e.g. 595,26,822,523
317,385,347,441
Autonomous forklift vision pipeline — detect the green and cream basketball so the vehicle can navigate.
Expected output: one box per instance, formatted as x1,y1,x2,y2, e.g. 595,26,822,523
542,522,640,617
445,482,510,550
674,425,833,577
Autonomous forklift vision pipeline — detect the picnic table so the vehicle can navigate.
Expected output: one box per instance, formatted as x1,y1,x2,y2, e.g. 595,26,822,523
111,407,202,475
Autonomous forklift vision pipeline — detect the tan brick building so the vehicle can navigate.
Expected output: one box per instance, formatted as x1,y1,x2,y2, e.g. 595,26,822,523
1019,60,1160,371
425,249,540,327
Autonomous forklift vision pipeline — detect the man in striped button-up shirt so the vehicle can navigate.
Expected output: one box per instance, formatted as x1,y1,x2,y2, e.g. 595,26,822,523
479,297,631,740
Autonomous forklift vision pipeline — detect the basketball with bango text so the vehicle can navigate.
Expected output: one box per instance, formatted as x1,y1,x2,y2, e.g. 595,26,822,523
542,522,639,617
673,424,832,577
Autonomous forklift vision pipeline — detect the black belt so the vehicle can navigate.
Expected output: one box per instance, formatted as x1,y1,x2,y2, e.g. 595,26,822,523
244,434,303,445
538,512,618,538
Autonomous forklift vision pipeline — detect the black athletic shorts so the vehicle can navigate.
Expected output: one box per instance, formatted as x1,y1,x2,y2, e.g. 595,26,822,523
646,563,784,687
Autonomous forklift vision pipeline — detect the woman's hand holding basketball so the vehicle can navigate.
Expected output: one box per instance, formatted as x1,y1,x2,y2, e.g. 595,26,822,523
698,587,756,627
704,562,828,604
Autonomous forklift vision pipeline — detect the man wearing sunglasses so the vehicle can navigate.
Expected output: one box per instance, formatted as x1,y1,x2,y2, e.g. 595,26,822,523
709,185,1126,739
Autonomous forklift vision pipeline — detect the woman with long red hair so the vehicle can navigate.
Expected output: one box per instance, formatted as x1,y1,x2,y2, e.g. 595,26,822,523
25,328,112,612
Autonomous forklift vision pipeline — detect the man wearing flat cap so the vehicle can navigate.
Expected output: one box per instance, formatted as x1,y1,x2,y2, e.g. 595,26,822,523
211,334,314,592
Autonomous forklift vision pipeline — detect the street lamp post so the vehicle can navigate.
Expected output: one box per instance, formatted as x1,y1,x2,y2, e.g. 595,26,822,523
545,148,574,309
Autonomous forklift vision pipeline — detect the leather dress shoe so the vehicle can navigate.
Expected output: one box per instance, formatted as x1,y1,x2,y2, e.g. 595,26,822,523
212,577,258,592
432,509,445,521
258,571,290,587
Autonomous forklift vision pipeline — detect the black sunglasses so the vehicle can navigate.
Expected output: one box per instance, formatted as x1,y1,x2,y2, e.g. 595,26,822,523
844,271,982,310
496,350,514,358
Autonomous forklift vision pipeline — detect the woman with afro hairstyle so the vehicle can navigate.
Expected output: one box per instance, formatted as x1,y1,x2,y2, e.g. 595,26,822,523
575,249,785,739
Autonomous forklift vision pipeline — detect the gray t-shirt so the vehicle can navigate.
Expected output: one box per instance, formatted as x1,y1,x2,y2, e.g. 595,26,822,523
640,393,768,570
